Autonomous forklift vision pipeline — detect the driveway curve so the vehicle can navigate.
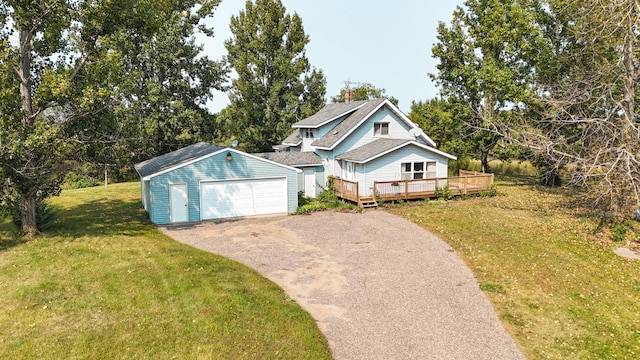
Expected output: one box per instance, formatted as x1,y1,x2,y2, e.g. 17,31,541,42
162,210,525,360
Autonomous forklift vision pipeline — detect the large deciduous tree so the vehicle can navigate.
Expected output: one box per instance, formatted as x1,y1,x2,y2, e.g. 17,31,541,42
120,6,226,160
431,0,548,173
222,0,326,153
409,98,475,172
0,0,223,235
515,0,640,219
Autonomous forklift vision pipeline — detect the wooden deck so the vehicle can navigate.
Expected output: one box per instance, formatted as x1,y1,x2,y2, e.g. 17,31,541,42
333,171,494,207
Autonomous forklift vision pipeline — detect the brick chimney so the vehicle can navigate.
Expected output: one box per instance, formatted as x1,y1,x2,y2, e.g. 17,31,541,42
344,89,354,103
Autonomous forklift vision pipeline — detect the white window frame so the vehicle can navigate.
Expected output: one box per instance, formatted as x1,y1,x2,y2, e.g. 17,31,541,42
302,128,314,139
373,122,389,136
401,161,437,180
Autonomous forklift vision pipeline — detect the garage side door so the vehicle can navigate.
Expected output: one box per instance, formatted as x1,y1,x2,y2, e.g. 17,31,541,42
200,177,288,220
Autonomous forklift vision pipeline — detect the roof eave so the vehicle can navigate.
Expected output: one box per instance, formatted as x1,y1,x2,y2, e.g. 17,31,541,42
337,140,457,165
290,163,323,167
292,104,366,129
141,148,228,180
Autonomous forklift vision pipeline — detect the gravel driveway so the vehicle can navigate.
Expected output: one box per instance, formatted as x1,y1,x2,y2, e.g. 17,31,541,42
161,210,525,360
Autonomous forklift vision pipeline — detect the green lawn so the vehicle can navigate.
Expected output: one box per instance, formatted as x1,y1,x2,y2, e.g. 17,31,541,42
0,183,332,359
391,176,640,359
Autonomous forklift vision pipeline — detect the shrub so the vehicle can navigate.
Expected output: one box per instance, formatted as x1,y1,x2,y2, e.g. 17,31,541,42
298,191,312,207
479,184,498,197
612,223,630,242
63,172,100,189
296,202,329,214
435,184,453,201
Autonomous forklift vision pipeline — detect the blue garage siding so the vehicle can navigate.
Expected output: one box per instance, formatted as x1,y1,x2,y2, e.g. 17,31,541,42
148,150,300,225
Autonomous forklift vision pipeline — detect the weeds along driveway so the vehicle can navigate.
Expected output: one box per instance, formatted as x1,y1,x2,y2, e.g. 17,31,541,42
162,210,524,360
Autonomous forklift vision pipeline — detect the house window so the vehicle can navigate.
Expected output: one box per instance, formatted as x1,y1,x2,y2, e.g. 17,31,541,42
373,122,389,136
302,128,314,138
426,161,436,178
401,161,437,180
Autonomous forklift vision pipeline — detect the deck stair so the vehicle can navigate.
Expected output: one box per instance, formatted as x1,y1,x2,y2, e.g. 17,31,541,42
358,196,378,209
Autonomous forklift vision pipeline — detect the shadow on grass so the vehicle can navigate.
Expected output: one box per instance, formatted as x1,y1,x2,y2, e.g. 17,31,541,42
44,198,154,238
497,174,607,226
494,174,539,187
0,237,26,251
0,217,23,251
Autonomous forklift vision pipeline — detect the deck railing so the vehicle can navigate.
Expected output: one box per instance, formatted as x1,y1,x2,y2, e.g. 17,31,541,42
332,178,359,203
333,172,494,204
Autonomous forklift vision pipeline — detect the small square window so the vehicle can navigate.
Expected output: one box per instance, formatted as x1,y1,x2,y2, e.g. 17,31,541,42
302,128,314,138
374,122,389,136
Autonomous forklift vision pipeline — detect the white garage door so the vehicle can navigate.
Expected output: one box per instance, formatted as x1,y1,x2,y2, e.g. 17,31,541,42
200,177,288,220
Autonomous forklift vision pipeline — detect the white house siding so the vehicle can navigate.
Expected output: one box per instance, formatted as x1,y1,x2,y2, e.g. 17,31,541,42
333,107,417,157
301,135,314,152
354,145,450,196
313,149,338,188
316,115,350,139
300,116,348,152
147,151,299,225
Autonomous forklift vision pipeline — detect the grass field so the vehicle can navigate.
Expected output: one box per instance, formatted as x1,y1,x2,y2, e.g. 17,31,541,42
391,176,640,359
0,183,332,359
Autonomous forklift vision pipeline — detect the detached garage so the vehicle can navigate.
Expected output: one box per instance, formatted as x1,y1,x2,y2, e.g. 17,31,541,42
134,142,301,225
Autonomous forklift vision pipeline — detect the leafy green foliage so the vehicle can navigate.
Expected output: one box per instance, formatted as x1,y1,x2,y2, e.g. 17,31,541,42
331,82,399,105
1,0,225,234
296,177,359,214
221,0,326,152
611,223,630,243
434,184,453,201
479,184,498,197
431,0,549,172
409,98,473,159
62,172,100,189
296,201,330,214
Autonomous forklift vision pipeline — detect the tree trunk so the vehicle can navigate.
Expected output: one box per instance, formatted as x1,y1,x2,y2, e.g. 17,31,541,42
17,27,38,235
20,192,39,236
481,150,491,173
18,28,34,126
539,169,562,187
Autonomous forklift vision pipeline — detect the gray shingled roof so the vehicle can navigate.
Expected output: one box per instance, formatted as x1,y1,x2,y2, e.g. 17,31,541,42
134,142,224,178
253,152,322,167
311,98,386,149
337,138,413,163
292,100,368,127
281,129,301,146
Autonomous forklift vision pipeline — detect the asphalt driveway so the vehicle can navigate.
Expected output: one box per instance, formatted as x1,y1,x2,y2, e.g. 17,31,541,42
161,210,525,360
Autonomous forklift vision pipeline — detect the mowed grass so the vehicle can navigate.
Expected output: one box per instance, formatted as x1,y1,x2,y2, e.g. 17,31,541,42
391,176,640,359
0,182,332,360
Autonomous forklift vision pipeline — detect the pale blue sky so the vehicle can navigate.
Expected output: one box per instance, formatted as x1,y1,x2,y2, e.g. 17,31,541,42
204,0,465,113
